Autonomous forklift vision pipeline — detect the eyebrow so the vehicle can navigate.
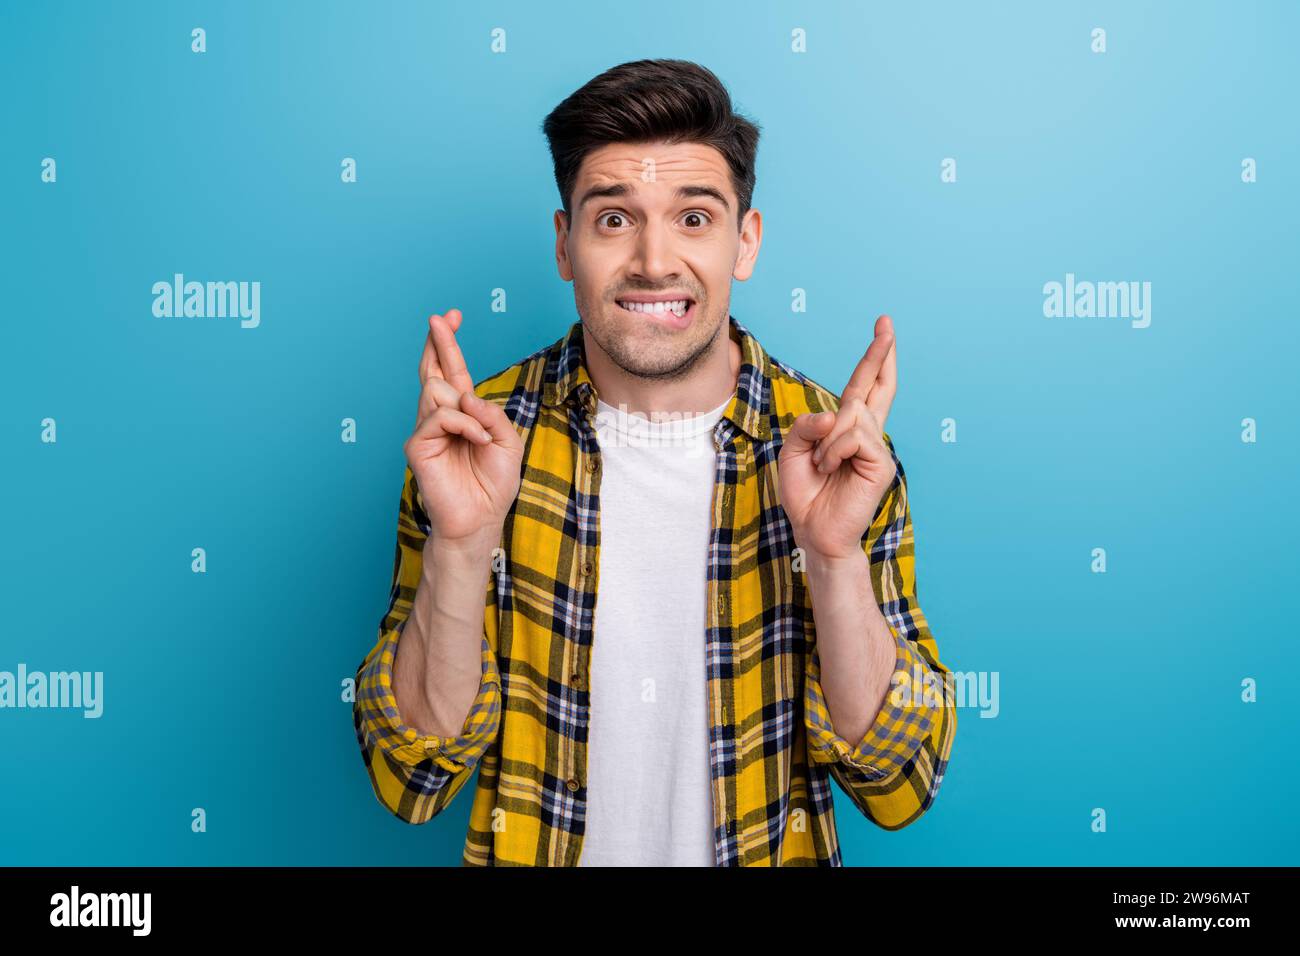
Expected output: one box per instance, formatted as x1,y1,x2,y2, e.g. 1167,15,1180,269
575,182,731,212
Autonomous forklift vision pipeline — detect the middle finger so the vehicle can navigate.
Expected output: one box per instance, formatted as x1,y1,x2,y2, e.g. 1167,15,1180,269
418,309,464,385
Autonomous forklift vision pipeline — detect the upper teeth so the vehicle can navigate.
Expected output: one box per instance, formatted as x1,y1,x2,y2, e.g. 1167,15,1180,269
618,299,689,316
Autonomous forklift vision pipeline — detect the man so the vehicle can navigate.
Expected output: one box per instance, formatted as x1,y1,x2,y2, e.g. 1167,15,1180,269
352,58,956,866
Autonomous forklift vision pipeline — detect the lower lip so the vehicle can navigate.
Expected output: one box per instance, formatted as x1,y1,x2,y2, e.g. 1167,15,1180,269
616,299,696,331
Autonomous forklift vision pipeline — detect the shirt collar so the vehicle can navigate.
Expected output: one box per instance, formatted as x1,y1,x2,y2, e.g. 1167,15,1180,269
541,314,772,442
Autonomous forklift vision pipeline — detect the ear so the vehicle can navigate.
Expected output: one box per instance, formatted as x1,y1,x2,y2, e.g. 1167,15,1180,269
554,209,573,281
732,207,763,282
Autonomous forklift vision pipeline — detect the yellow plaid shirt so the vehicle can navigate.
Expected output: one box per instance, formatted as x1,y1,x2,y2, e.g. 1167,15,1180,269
353,315,957,865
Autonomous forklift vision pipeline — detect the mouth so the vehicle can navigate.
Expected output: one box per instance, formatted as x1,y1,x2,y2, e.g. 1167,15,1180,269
613,296,697,331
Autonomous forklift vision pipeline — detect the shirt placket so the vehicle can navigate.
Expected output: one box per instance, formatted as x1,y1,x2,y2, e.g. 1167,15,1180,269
561,382,601,866
707,418,742,865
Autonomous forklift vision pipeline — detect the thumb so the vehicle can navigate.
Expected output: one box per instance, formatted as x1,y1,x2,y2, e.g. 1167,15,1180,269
784,410,835,456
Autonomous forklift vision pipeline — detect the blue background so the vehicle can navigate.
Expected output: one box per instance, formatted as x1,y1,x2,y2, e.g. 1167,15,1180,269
2,0,1296,865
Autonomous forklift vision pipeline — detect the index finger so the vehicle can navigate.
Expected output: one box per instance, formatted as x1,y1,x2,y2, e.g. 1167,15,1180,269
866,319,897,430
429,310,474,394
840,316,894,406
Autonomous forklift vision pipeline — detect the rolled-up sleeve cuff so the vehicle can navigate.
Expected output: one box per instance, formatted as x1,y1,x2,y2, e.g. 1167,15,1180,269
805,628,938,782
354,618,501,774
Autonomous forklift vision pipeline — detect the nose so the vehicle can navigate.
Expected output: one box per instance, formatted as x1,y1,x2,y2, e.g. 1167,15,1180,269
629,218,679,284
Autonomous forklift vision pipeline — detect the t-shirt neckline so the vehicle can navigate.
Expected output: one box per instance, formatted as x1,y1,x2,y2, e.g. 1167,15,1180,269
594,393,733,440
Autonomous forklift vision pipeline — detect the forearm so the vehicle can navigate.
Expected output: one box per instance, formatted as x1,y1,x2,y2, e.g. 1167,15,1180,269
802,547,898,745
392,531,499,738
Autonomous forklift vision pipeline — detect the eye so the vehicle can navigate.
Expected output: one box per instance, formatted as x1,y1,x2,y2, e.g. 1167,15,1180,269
680,210,711,229
596,211,631,230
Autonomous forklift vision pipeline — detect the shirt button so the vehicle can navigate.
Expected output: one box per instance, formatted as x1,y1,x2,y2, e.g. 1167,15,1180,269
566,778,580,792
717,594,728,614
580,559,593,577
586,457,599,473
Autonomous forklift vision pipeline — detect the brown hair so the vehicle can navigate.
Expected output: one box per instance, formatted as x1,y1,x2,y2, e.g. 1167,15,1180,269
541,59,761,231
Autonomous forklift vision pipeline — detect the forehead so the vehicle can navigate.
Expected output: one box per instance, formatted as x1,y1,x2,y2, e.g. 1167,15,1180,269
574,140,733,196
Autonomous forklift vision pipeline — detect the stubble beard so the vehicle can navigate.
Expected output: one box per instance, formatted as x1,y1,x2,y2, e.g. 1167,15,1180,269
579,291,727,383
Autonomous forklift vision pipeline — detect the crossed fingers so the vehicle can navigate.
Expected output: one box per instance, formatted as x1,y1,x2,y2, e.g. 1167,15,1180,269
414,308,491,444
811,315,897,472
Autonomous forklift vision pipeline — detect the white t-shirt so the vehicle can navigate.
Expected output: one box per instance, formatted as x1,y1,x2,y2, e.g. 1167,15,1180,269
576,393,733,867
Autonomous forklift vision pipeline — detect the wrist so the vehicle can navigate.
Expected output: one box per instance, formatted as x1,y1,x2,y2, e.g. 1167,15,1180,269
799,546,868,576
791,524,869,567
425,527,503,565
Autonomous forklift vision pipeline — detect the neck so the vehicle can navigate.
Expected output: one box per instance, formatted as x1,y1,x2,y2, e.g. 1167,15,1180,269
585,319,742,416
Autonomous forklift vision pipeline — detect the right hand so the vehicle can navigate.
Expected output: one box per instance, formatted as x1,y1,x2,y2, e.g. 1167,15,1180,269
405,308,524,546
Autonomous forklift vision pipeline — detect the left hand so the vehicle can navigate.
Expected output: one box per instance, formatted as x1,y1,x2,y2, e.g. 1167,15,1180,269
778,315,898,560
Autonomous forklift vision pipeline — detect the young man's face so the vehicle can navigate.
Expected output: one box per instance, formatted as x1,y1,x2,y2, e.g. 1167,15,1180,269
554,139,761,381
